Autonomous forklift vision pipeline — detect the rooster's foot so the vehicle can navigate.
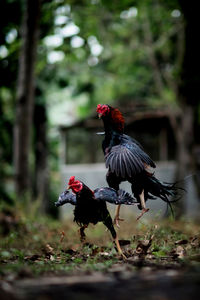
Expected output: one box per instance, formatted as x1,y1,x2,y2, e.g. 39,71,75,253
136,208,149,221
114,216,124,228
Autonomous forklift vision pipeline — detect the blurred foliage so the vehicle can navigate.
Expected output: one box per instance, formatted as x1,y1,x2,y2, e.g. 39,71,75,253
0,0,183,202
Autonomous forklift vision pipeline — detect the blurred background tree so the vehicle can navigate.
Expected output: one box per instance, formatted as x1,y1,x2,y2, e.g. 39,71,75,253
14,0,41,198
0,0,199,216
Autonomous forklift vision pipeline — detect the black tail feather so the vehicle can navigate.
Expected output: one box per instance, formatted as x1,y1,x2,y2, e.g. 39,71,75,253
144,175,183,216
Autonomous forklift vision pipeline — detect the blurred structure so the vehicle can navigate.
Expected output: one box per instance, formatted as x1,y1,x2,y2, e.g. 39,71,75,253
59,103,179,164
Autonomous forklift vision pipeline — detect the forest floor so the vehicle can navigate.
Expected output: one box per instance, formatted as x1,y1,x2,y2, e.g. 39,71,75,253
0,207,200,300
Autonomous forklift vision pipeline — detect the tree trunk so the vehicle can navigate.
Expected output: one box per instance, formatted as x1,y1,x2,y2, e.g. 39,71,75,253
169,105,194,217
172,0,200,216
33,102,49,213
13,0,41,197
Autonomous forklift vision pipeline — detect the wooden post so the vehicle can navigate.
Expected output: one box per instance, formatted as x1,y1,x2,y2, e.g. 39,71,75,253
159,127,168,161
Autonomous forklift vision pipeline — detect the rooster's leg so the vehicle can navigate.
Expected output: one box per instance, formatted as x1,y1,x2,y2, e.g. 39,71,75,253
103,211,126,259
136,190,149,221
79,225,88,242
114,205,124,228
106,171,123,227
114,236,127,260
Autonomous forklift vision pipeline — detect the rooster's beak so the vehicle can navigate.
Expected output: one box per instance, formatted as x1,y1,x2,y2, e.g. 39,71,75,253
67,185,70,190
98,113,102,119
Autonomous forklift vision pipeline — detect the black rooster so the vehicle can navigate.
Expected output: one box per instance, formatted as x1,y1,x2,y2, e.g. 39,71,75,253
96,104,179,225
55,176,136,258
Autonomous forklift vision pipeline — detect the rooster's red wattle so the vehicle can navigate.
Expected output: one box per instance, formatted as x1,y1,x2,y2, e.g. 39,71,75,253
55,176,137,258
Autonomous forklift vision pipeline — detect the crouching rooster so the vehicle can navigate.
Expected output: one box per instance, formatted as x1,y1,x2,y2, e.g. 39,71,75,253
55,176,137,258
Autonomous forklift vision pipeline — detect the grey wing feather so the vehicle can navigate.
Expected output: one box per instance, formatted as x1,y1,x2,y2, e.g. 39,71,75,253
117,189,138,205
94,187,137,205
55,190,76,207
105,143,155,178
122,135,156,168
105,145,144,178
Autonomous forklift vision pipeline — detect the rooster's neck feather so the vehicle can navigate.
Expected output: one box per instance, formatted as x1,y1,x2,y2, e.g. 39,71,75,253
103,107,124,133
77,184,94,201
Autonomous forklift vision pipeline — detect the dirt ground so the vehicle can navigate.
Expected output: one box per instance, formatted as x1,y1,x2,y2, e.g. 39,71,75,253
1,263,200,300
1,214,200,300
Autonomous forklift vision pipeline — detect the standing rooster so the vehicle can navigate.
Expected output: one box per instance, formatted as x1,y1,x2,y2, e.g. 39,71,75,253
55,176,136,258
96,104,178,225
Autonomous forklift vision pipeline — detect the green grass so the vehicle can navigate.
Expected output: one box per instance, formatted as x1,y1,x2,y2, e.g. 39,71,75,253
1,207,200,279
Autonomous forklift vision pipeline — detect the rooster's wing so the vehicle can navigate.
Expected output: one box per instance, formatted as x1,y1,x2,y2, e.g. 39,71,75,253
94,187,137,205
55,190,76,207
105,139,156,178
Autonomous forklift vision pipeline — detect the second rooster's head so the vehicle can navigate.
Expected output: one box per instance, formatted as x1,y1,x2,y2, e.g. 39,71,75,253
67,176,83,194
96,104,110,118
96,104,124,132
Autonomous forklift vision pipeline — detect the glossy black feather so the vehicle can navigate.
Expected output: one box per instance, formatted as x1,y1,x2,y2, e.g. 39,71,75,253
103,132,155,170
94,187,136,205
131,172,180,215
99,105,181,214
55,190,76,207
105,143,146,178
55,182,137,239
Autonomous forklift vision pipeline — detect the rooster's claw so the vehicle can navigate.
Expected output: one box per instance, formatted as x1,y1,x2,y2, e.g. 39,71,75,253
114,216,124,228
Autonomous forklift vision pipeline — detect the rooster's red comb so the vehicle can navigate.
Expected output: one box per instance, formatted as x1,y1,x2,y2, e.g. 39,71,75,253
68,176,75,186
96,104,110,115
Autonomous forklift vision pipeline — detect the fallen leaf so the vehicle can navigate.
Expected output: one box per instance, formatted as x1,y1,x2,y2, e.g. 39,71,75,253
45,244,54,254
135,234,154,256
24,254,41,261
71,244,81,251
190,236,200,247
50,255,55,261
175,239,188,245
170,245,186,259
91,247,100,256
100,252,110,257
176,246,186,258
60,231,65,243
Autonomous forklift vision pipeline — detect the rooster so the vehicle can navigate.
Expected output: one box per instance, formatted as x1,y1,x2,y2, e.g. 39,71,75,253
96,104,178,225
55,176,136,258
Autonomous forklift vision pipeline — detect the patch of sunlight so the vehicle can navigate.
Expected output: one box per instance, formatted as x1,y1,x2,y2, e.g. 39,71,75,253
171,9,181,18
55,4,71,15
47,50,65,64
87,36,103,56
70,36,84,48
5,28,18,44
56,22,80,38
44,35,63,47
120,7,138,19
54,15,69,25
0,45,8,58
